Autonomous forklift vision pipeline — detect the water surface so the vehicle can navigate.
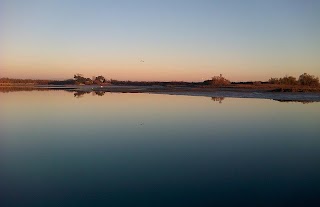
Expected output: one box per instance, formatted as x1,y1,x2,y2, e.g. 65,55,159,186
1,91,320,206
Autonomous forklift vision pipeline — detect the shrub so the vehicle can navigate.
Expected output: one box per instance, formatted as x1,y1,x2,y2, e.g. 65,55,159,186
298,73,319,87
211,74,230,86
268,74,320,86
279,76,297,85
269,78,280,84
74,74,93,85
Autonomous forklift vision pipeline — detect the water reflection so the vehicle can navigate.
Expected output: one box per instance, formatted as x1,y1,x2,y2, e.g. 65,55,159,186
92,91,106,96
1,87,319,104
275,99,315,104
1,90,320,207
74,91,107,98
70,91,318,104
0,86,50,93
73,91,227,103
73,91,91,98
211,97,225,103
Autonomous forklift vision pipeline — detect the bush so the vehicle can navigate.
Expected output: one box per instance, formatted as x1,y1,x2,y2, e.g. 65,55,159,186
279,76,297,85
269,73,319,86
298,73,319,87
74,74,93,85
268,78,280,84
211,74,230,86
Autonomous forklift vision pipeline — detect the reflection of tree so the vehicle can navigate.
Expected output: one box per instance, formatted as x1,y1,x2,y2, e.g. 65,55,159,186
74,91,90,98
92,91,106,96
211,97,225,104
74,91,106,98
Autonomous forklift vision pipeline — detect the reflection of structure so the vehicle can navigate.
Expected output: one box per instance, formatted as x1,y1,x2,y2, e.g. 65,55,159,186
211,97,225,104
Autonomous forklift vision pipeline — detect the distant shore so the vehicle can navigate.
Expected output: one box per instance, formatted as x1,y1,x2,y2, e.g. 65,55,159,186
1,84,320,102
82,85,320,102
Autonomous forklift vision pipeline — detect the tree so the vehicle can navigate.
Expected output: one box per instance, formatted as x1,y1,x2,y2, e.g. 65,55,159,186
95,75,106,84
74,74,93,85
74,74,86,84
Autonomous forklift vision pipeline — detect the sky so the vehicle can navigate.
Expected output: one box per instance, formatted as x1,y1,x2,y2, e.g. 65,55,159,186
1,0,320,81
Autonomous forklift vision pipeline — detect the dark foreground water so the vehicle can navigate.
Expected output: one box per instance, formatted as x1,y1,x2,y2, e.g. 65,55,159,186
1,91,320,207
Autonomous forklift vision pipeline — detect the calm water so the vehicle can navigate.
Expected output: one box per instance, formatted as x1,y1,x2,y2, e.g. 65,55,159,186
1,91,320,207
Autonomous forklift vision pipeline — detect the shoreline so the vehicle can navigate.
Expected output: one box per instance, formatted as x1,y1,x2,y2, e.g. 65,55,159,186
1,85,320,102
72,85,320,102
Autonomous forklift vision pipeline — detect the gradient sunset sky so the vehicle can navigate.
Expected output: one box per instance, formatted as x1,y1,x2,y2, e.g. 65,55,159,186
1,0,320,81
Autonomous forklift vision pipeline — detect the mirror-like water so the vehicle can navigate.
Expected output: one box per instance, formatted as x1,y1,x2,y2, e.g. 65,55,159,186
1,91,320,207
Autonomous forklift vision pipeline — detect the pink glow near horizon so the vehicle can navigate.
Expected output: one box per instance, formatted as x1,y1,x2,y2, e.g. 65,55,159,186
1,62,318,82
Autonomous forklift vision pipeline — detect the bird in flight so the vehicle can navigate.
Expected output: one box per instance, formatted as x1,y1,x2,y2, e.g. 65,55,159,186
140,60,145,63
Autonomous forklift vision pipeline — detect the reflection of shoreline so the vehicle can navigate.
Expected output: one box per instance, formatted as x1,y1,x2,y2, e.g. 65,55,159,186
275,100,315,104
0,86,77,93
211,97,225,104
0,86,49,93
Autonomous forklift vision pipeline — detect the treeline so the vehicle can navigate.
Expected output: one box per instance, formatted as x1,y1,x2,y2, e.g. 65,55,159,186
0,78,52,85
48,79,76,85
1,73,319,87
74,74,108,85
232,81,269,85
0,78,76,85
269,73,319,86
110,80,199,86
74,74,201,86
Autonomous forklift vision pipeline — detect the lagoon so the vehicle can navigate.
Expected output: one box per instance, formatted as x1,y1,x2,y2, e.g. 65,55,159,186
1,90,320,206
